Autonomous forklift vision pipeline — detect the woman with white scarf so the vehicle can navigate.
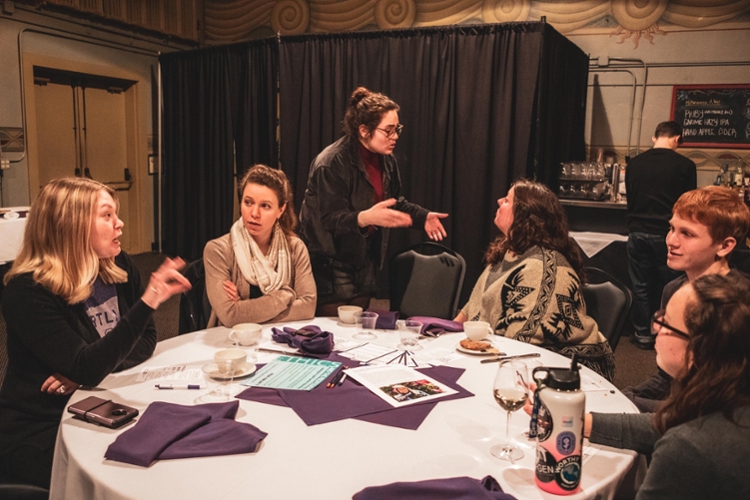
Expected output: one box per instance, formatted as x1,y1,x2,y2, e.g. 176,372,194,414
204,165,316,326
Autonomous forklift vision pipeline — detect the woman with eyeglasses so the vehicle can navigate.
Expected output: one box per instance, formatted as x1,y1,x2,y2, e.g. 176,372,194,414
584,272,750,499
299,87,448,316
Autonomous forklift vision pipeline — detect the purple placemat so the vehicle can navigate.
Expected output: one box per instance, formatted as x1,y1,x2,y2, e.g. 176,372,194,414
236,353,473,430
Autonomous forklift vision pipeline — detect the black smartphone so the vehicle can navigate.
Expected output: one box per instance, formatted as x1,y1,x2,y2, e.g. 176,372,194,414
68,395,139,429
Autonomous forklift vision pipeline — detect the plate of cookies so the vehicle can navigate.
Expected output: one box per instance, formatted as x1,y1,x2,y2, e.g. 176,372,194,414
456,338,503,356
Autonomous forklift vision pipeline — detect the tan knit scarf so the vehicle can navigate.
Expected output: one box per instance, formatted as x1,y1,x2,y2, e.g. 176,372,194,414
230,218,291,294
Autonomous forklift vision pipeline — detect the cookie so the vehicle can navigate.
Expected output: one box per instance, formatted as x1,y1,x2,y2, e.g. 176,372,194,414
460,338,492,351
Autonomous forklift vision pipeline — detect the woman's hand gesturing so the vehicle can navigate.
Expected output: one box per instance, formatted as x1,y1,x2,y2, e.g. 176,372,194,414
357,198,413,228
142,257,192,309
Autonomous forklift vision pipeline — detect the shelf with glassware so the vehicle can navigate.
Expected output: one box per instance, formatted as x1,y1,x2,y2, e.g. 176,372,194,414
558,162,626,204
715,162,750,209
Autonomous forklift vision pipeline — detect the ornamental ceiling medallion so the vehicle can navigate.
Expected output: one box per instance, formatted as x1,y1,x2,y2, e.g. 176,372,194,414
610,0,667,48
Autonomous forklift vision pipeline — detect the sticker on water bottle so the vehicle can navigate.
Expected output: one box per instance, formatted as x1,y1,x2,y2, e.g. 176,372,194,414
556,455,582,491
536,401,553,441
556,431,576,455
535,447,556,484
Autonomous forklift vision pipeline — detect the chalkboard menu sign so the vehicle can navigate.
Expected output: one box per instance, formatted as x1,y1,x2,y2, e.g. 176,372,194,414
671,84,750,149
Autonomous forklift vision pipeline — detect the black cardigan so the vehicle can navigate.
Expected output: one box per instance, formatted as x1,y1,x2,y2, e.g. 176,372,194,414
298,135,428,294
0,252,156,452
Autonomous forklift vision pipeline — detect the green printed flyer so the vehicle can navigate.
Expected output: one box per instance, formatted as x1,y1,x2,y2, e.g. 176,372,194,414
241,356,341,390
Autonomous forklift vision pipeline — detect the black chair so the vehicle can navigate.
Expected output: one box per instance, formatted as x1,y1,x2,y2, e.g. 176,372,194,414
581,266,633,350
0,484,50,500
390,242,466,319
178,258,212,334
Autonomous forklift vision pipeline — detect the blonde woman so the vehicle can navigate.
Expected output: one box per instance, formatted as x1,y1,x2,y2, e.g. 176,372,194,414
204,164,316,326
0,178,190,488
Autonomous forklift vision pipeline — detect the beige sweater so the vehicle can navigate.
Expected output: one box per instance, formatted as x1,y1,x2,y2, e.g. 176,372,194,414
204,234,317,326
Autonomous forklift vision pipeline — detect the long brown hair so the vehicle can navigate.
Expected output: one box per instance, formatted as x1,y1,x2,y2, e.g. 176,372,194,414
4,177,127,303
342,87,399,138
484,179,584,279
238,164,298,238
655,273,750,433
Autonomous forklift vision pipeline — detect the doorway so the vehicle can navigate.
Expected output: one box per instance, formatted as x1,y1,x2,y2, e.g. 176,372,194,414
24,56,146,254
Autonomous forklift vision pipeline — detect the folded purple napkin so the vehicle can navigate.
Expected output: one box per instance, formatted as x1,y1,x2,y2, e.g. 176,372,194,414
271,325,334,354
367,309,399,330
236,354,473,430
407,316,463,336
353,475,515,500
105,400,267,467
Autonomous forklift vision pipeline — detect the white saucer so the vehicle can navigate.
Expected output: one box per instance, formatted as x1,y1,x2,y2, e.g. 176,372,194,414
336,320,359,328
455,341,503,356
202,362,256,380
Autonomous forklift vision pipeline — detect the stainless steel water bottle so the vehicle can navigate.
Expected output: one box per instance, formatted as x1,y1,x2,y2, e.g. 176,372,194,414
531,355,585,495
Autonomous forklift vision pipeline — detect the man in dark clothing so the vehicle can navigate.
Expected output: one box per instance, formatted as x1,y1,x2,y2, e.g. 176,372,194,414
625,121,696,349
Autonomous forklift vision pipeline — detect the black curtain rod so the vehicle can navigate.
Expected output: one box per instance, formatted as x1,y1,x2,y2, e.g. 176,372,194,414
280,21,546,43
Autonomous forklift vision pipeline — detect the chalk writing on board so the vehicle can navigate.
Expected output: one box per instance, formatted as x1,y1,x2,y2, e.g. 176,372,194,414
671,85,750,149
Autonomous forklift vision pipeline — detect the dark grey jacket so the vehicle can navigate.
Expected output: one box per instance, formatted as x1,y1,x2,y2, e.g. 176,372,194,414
590,407,750,500
298,135,428,295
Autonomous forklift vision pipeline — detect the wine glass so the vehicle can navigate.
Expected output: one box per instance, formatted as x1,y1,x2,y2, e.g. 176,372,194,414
353,311,379,340
490,359,528,461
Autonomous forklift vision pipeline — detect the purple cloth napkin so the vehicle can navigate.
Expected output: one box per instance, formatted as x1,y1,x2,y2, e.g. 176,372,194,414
407,316,463,336
236,354,473,430
367,309,399,330
105,400,267,467
271,325,334,354
353,475,515,500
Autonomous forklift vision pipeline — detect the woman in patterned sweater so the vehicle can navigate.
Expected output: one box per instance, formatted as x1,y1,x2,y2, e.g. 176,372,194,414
455,179,615,380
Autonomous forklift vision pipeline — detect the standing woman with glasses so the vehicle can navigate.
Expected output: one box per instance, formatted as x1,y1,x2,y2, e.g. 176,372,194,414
299,87,449,316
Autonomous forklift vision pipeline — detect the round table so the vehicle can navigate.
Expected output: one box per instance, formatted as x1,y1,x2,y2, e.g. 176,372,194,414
50,318,639,500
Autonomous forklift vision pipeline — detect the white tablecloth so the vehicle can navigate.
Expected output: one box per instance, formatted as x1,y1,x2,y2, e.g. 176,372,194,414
50,318,640,500
570,231,629,258
0,206,29,264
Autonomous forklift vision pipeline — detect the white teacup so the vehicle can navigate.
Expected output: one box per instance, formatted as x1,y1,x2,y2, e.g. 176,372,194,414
338,305,363,324
463,321,493,341
214,349,247,373
230,323,263,346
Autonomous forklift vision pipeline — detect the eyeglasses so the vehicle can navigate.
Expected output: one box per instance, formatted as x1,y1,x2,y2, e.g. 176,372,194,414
375,123,404,139
650,310,690,340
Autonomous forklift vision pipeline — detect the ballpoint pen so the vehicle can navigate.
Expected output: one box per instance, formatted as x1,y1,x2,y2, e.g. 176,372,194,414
259,347,319,358
362,348,398,364
154,384,204,390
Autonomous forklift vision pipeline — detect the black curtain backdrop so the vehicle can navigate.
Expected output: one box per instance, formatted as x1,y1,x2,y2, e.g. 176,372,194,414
278,23,587,302
160,40,277,260
159,22,587,301
530,27,589,189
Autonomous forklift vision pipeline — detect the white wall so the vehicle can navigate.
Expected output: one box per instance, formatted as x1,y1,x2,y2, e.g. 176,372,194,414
568,26,750,186
0,7,188,250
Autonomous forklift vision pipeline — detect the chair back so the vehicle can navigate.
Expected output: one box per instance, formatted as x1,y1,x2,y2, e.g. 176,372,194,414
178,258,212,334
0,484,50,500
581,267,633,350
390,242,466,319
